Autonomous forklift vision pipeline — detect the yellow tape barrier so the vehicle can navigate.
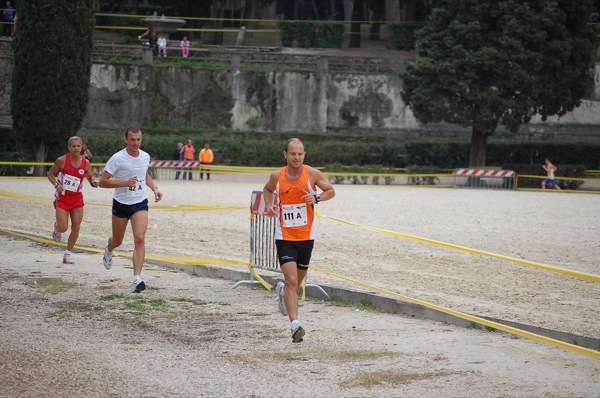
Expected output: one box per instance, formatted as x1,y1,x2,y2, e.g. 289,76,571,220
0,189,246,212
310,265,600,359
316,212,600,284
2,186,597,282
0,228,247,267
0,189,54,203
1,226,597,359
153,204,246,212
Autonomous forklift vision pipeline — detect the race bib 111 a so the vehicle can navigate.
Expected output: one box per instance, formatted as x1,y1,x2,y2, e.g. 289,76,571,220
281,203,307,228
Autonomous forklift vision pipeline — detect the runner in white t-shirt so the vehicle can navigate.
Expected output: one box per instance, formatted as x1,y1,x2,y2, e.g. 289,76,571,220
99,128,163,293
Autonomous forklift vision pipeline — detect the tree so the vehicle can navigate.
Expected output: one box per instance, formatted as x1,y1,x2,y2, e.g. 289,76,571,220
11,0,97,175
400,0,596,166
349,0,364,48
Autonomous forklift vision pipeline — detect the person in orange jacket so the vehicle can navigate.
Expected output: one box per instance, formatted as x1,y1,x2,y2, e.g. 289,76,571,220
199,142,214,180
181,139,195,180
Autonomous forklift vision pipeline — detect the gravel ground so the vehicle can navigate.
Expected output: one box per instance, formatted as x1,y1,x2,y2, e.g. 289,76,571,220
0,176,599,397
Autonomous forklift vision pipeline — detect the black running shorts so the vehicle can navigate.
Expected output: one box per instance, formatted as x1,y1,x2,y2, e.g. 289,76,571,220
112,198,149,219
275,240,314,270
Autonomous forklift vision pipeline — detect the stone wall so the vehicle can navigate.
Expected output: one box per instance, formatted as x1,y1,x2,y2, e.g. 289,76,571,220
1,41,599,142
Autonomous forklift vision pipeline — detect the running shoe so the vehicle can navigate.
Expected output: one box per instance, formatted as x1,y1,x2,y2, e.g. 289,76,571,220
291,322,305,343
275,281,287,316
63,252,74,264
103,244,113,270
51,223,61,242
131,279,146,294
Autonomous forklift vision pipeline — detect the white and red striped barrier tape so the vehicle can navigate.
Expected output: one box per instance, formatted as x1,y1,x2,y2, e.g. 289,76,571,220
149,160,200,168
454,168,515,177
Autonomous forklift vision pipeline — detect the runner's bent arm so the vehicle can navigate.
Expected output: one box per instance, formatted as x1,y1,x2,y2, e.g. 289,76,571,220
145,172,163,202
98,170,138,189
85,161,98,188
309,167,335,202
47,156,66,193
263,171,279,217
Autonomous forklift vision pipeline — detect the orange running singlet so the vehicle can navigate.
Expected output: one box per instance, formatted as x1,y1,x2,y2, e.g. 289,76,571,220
275,165,317,241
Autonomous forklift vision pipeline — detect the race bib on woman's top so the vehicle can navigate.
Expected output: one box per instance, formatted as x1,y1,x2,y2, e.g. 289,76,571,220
126,178,145,197
281,203,308,228
62,174,81,192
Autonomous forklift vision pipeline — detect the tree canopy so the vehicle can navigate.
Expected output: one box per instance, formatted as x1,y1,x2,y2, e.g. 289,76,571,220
400,0,596,166
11,0,98,171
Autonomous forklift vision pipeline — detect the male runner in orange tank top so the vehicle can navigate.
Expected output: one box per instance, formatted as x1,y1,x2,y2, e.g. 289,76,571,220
263,138,335,342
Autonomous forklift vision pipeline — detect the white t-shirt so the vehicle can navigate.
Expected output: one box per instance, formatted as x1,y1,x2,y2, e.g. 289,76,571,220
104,148,151,205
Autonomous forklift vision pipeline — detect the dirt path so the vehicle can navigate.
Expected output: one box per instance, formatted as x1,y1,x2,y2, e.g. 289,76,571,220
0,177,599,396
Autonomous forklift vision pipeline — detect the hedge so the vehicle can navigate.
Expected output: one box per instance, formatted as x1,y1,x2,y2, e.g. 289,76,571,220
279,21,344,49
3,130,599,176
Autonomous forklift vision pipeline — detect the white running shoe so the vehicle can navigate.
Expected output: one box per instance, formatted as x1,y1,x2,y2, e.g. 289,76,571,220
63,252,74,264
51,223,61,242
103,244,113,270
131,279,146,294
291,322,305,343
275,281,287,316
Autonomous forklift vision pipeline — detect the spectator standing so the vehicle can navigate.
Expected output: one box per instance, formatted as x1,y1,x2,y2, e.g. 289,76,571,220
82,142,100,177
47,136,98,264
180,36,190,58
181,139,195,180
199,142,214,180
3,1,14,38
173,142,183,180
82,142,93,162
10,8,16,37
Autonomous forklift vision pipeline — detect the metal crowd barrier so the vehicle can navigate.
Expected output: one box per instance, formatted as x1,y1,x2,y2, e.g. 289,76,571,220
454,168,516,190
231,190,330,299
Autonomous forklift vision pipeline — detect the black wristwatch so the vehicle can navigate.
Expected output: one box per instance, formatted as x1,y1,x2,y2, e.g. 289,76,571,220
53,182,59,188
314,194,321,203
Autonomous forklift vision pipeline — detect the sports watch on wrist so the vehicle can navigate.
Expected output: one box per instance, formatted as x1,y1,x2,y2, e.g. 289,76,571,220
53,182,59,188
314,194,321,203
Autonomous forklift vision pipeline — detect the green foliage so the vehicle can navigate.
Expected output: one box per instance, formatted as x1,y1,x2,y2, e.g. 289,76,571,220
405,141,470,168
72,132,600,176
488,142,600,169
279,21,317,48
81,132,129,163
81,132,408,168
400,0,596,166
403,141,600,170
11,0,98,163
106,93,123,106
315,23,345,48
504,163,585,189
246,117,260,129
406,165,440,185
0,124,28,176
388,23,422,51
279,21,344,49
